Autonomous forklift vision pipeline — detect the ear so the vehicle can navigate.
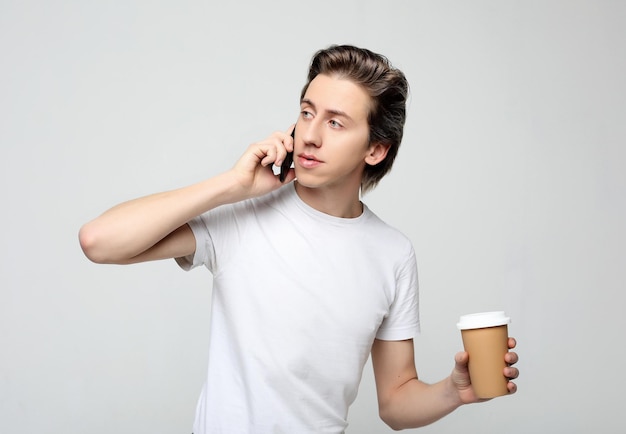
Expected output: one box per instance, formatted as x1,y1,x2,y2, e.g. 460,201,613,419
365,142,390,166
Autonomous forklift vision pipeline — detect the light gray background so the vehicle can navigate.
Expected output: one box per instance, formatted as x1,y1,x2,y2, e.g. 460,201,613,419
2,1,624,433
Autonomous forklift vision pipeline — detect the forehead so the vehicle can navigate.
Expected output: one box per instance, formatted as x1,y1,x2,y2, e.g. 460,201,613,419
302,74,372,122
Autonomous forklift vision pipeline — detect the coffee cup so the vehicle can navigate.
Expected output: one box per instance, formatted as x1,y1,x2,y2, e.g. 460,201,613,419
457,311,511,398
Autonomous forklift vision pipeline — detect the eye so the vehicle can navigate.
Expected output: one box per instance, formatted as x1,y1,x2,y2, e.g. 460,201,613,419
301,110,313,119
329,119,343,129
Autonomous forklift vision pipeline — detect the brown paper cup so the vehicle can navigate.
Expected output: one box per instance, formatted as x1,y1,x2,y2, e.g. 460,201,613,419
457,311,510,399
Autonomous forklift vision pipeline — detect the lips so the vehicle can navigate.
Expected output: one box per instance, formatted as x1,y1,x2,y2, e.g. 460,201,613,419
298,153,323,169
300,153,321,162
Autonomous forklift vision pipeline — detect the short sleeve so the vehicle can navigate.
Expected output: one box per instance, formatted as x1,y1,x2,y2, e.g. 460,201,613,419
174,216,214,271
375,247,420,341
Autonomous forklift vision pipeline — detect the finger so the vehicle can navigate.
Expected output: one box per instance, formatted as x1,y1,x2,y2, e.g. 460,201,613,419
508,337,517,349
286,133,294,153
274,142,290,167
274,129,295,166
507,381,518,394
505,351,519,365
260,145,278,167
274,124,295,157
504,366,519,380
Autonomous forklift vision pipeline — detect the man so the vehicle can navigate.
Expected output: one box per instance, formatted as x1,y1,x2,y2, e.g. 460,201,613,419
79,45,519,433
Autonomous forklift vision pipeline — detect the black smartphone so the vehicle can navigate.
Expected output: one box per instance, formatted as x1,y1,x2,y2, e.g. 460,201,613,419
279,127,295,182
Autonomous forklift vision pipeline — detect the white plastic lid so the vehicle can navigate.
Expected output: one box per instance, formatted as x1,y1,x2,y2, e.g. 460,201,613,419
457,311,510,330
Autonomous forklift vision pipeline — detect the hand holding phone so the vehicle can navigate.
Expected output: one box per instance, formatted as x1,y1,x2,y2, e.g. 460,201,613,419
279,127,295,183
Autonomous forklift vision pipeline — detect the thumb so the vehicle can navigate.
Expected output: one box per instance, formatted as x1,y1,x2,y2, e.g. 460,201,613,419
455,351,469,371
452,351,471,389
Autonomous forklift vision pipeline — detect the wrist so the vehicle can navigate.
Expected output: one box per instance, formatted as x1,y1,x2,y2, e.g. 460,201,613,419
209,170,250,204
444,375,465,409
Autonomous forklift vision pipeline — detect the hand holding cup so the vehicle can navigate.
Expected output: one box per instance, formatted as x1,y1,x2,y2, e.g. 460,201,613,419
456,311,518,399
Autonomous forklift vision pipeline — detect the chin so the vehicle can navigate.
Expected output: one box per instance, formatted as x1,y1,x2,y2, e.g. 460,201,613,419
294,178,322,190
294,172,334,190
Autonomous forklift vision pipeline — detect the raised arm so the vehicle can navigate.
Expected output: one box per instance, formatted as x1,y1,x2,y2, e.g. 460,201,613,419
371,338,519,430
78,174,236,264
79,128,296,265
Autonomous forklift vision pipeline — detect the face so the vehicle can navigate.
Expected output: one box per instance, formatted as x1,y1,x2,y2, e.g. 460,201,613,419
294,74,385,193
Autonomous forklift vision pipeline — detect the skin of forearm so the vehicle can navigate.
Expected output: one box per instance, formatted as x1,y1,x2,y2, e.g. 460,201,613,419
79,171,243,264
380,376,463,430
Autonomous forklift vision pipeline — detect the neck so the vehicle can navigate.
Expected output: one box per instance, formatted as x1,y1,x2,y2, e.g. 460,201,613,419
294,182,363,218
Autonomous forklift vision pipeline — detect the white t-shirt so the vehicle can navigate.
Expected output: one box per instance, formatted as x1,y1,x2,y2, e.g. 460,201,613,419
177,184,419,434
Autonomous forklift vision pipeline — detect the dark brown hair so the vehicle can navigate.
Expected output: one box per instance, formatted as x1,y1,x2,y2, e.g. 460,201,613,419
301,45,409,193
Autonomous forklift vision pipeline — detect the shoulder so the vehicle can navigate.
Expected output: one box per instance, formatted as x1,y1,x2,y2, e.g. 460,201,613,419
354,207,417,277
362,206,414,250
199,184,293,222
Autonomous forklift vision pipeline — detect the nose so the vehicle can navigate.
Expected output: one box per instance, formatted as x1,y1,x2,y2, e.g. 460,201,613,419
300,120,322,148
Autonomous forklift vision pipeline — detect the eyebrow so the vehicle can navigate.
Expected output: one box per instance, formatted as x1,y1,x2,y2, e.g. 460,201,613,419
300,98,354,122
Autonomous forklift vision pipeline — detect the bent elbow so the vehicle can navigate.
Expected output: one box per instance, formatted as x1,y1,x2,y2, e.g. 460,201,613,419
381,418,406,431
78,223,112,264
379,406,404,431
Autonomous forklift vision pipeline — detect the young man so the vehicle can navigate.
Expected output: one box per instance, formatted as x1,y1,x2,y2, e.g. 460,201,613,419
79,45,519,433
